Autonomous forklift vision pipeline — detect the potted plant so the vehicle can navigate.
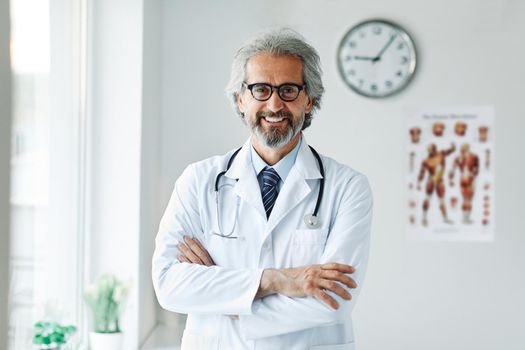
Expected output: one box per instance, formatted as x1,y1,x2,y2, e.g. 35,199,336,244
84,274,131,350
33,321,76,350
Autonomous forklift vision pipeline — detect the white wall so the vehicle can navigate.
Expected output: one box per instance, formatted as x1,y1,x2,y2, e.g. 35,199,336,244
89,0,143,347
89,0,163,346
156,0,525,349
0,0,12,346
140,0,162,344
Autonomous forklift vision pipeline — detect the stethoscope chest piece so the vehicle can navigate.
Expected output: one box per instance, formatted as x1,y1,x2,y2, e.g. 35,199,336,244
304,214,321,229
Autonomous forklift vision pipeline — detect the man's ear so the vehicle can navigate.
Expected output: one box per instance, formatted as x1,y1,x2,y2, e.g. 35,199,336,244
237,93,245,114
305,96,313,114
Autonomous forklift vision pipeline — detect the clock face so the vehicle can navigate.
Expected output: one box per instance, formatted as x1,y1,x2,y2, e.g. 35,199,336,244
337,19,417,98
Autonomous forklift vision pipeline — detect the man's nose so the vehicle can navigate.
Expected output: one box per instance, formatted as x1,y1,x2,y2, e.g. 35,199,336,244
266,89,285,112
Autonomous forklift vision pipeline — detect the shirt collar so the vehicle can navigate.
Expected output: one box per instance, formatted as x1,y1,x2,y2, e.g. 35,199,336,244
250,134,302,182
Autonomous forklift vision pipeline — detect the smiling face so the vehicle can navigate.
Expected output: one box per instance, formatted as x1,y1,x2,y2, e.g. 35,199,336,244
237,53,313,149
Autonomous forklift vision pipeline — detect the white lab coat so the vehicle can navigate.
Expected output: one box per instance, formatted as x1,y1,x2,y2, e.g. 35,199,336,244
152,135,373,350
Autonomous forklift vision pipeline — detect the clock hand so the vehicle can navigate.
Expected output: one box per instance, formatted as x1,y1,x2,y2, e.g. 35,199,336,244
373,34,397,63
353,55,376,61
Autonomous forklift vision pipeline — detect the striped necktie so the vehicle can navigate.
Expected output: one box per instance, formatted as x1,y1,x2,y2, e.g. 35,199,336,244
261,167,280,219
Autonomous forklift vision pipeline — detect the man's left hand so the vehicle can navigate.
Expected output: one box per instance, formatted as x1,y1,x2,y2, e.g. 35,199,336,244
177,236,215,266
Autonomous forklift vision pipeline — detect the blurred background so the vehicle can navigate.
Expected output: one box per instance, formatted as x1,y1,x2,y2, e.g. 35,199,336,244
1,0,524,349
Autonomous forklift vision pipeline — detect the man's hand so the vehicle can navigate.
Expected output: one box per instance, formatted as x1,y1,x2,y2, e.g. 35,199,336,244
177,236,215,266
257,263,357,310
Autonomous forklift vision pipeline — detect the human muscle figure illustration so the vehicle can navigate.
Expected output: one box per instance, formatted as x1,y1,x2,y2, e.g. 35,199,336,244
409,127,421,143
432,122,445,137
449,143,479,224
454,121,467,136
417,143,456,226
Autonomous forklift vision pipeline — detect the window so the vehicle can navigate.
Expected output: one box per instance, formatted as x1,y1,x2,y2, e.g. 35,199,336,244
8,0,88,348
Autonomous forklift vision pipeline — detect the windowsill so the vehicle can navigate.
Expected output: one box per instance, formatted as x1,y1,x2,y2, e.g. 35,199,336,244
141,324,183,350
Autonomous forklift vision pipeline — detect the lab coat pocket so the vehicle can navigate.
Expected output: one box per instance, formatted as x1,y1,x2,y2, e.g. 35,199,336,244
310,342,355,350
292,228,329,266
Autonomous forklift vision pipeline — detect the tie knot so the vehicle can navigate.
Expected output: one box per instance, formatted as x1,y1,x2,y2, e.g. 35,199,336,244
261,167,280,187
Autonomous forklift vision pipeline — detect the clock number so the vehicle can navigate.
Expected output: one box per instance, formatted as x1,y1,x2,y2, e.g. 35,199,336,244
347,69,356,76
385,80,393,89
345,55,352,61
397,42,404,50
370,84,378,92
349,41,357,48
359,31,366,38
401,56,408,64
396,70,403,77
358,79,364,86
372,26,382,35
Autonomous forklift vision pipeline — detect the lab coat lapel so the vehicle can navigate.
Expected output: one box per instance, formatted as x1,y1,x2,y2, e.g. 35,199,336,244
267,138,323,233
224,139,267,220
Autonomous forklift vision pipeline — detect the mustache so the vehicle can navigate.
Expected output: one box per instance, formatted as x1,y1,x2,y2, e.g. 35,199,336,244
256,110,293,121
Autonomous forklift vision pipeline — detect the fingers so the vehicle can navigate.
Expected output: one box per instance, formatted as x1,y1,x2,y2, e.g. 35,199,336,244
321,263,355,274
318,280,352,301
177,254,191,263
177,236,215,266
321,269,357,289
177,241,205,265
189,236,215,265
315,289,339,310
183,236,215,266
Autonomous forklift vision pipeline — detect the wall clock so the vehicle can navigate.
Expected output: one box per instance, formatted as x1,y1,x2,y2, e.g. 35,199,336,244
337,19,417,98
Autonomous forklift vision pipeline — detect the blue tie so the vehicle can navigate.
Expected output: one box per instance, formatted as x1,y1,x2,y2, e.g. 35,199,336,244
261,167,280,219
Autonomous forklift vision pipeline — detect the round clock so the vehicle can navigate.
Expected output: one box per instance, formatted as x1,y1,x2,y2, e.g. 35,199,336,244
337,19,417,98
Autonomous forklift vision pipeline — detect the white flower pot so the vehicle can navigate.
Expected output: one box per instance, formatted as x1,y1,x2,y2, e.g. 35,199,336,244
89,332,123,350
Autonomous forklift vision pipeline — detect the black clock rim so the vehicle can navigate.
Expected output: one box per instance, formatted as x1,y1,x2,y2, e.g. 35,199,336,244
336,18,418,98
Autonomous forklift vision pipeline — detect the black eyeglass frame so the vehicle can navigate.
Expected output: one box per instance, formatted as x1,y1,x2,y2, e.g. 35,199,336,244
242,82,307,102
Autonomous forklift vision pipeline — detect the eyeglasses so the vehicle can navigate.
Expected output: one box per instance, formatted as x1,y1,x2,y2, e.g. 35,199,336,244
243,82,306,102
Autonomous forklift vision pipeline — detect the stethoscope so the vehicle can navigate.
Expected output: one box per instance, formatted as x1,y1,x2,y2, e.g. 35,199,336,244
212,145,325,239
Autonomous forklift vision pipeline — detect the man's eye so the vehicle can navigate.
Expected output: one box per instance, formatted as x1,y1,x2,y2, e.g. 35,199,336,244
254,86,269,93
281,86,298,96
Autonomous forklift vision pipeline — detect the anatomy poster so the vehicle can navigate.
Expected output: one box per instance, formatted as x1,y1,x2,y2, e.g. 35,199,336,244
406,106,495,241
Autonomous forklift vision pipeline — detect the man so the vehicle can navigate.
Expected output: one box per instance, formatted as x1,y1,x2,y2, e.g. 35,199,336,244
417,142,455,226
448,143,479,224
152,29,373,350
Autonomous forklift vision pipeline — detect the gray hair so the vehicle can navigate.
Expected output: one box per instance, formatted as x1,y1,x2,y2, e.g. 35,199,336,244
225,28,324,130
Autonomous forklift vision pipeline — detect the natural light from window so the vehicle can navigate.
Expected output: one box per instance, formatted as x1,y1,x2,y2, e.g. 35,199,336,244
9,0,87,348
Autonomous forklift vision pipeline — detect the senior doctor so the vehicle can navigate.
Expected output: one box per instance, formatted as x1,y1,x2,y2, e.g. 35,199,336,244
152,28,373,350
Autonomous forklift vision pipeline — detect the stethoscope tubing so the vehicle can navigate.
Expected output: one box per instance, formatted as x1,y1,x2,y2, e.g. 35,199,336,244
213,145,324,237
308,145,324,218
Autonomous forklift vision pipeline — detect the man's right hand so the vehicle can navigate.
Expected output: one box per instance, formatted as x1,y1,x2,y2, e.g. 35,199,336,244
257,263,357,310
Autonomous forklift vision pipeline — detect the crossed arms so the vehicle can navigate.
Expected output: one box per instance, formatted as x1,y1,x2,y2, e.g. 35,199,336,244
177,235,356,310
152,164,373,339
